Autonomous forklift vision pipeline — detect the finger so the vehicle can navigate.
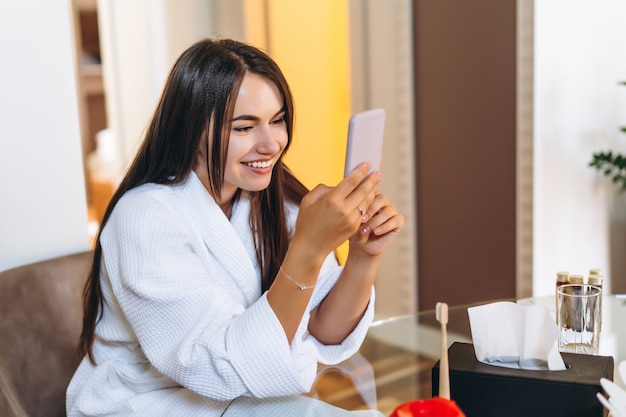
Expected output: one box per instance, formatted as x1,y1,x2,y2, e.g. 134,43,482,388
360,195,396,229
355,179,385,223
368,207,404,236
356,200,375,223
335,162,373,198
301,184,331,207
353,202,369,224
363,193,388,218
345,170,381,213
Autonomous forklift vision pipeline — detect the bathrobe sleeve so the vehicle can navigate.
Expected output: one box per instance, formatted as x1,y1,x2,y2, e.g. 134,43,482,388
99,185,374,402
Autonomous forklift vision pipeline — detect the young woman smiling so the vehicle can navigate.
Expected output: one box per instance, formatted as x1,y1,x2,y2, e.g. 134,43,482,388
67,38,403,416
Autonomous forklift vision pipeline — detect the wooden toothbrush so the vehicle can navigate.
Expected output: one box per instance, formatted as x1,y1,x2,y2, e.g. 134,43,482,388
436,302,450,400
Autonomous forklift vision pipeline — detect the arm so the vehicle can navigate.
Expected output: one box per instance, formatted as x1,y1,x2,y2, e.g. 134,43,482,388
308,193,404,345
308,252,379,345
266,163,379,343
267,162,404,346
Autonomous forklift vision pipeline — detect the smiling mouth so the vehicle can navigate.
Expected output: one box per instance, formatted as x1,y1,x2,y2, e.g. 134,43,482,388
245,159,273,169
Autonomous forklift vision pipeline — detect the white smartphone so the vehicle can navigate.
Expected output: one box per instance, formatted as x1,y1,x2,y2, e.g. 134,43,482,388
343,108,386,177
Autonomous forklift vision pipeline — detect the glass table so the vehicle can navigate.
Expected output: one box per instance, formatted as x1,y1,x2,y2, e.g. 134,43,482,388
223,295,626,416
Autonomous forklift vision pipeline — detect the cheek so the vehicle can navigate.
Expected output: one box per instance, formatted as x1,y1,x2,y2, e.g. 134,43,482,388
277,128,289,149
224,147,241,171
225,137,245,160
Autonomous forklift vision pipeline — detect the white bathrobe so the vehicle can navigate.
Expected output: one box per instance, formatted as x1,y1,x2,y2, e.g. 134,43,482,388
66,172,375,416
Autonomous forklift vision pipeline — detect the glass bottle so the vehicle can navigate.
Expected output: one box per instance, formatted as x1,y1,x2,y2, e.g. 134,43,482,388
588,269,603,331
564,274,584,330
556,271,570,288
568,274,584,285
555,271,569,324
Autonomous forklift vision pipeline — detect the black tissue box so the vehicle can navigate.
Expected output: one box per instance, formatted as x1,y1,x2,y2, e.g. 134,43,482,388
432,342,614,417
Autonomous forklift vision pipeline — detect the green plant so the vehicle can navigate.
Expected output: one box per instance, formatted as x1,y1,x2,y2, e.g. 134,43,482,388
589,81,626,191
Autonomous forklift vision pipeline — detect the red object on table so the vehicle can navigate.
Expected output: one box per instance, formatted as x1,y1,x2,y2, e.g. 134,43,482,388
389,397,466,417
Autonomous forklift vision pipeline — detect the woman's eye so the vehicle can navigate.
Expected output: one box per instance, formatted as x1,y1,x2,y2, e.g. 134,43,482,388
234,126,253,133
271,117,285,125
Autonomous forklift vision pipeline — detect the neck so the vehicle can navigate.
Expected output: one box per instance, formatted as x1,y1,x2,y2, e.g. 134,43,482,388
219,199,234,219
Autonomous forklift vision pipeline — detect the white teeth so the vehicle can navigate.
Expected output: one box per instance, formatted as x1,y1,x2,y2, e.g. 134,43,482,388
247,160,273,168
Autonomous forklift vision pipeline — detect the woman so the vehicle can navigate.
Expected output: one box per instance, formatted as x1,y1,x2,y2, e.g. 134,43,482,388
67,38,403,416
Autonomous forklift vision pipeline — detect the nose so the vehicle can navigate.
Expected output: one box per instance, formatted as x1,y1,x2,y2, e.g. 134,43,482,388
256,125,281,155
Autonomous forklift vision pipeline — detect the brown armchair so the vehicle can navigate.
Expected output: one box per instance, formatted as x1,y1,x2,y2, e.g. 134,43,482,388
0,251,92,417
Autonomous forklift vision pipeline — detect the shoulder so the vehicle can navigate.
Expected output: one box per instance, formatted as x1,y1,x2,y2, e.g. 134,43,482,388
103,181,192,243
114,182,179,215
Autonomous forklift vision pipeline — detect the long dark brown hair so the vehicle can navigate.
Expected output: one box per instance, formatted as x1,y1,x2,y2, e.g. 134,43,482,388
79,38,308,362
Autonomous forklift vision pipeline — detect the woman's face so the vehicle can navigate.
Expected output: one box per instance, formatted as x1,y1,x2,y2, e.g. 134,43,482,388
195,72,288,207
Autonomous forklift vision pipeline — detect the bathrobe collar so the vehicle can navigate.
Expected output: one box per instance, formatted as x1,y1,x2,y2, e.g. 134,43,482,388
181,172,261,306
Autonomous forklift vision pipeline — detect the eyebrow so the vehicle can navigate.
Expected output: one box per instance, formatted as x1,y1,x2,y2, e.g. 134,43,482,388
230,107,286,123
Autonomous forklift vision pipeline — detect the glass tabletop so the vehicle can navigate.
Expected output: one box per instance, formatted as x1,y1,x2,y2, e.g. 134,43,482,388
223,295,626,416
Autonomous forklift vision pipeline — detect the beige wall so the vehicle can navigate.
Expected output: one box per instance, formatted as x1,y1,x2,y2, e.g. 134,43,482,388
349,0,417,315
0,1,89,272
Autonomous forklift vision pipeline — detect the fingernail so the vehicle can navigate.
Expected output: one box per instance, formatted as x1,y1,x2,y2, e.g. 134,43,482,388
361,225,370,234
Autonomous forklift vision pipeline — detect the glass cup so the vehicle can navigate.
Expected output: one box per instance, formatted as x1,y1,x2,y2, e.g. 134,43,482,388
556,284,601,355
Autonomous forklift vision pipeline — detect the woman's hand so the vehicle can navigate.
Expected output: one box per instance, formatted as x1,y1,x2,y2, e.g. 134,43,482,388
348,192,404,258
293,163,381,259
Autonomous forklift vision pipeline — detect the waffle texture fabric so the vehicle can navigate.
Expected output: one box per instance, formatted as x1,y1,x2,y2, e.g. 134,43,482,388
66,172,375,416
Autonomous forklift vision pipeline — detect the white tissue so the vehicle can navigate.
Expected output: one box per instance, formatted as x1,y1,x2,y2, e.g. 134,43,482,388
468,301,566,370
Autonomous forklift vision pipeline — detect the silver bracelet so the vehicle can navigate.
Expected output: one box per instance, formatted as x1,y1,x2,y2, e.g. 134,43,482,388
279,266,316,291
